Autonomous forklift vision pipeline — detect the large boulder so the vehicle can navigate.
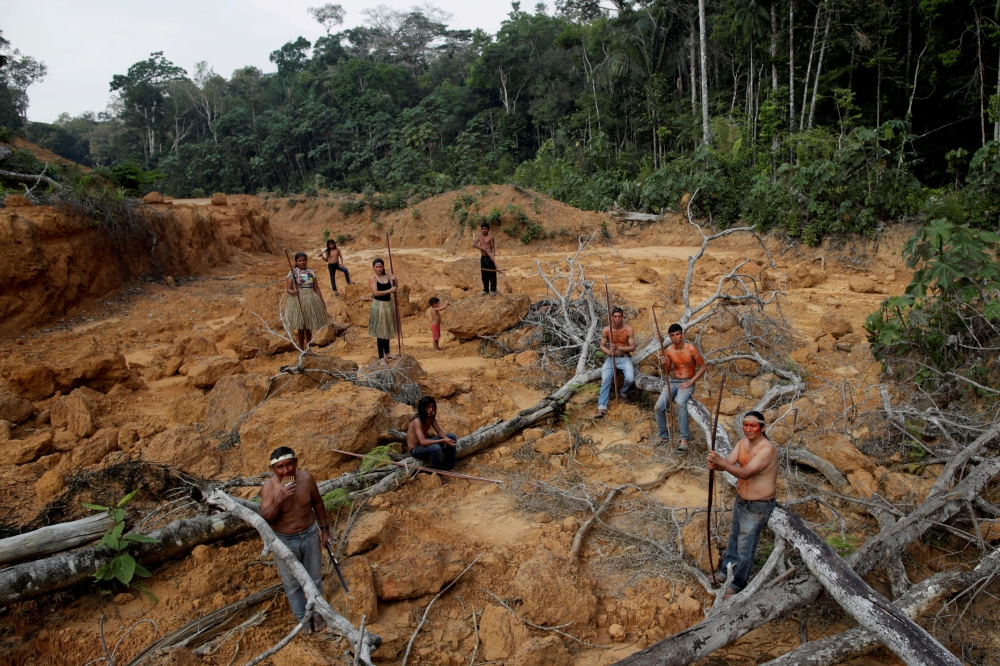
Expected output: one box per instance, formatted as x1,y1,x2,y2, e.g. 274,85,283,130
1,431,53,465
0,387,34,424
325,555,378,625
237,383,391,478
511,546,596,627
480,604,531,661
142,191,164,204
180,356,246,389
444,257,482,291
848,276,884,294
270,355,359,397
787,264,827,289
444,294,530,340
818,312,853,340
344,511,393,556
373,544,466,600
204,374,270,434
51,389,102,438
210,192,228,206
806,435,874,474
139,426,223,477
635,266,660,284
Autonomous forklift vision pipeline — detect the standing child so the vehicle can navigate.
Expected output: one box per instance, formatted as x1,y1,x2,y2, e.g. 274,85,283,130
429,297,450,352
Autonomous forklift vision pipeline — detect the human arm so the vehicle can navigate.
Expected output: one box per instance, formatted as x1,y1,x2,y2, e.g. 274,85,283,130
286,274,299,296
708,443,769,480
408,417,449,446
430,416,455,446
319,248,329,260
260,479,295,524
680,348,708,389
306,472,331,546
599,328,613,357
621,327,637,354
369,275,382,297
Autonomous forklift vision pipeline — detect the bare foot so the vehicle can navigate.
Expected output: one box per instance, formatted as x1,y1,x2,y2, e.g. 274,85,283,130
433,348,443,353
312,615,327,634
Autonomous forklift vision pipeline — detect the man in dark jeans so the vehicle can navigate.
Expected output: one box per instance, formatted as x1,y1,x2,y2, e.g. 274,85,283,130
472,222,498,294
406,396,457,470
707,410,778,600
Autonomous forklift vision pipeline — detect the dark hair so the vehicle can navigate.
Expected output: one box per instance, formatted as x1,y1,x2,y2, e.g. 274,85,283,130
429,297,440,306
611,306,624,316
480,222,490,229
667,323,683,334
416,396,437,424
269,446,296,463
327,239,337,247
294,252,307,261
744,410,767,435
372,257,385,267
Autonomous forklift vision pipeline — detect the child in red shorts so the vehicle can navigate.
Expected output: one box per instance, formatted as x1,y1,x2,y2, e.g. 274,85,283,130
429,297,450,352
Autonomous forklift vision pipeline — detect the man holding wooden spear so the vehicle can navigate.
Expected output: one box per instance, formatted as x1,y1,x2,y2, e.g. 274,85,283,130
655,323,707,452
595,307,635,418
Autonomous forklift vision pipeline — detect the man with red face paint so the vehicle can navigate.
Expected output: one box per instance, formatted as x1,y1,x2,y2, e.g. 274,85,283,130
261,447,331,634
707,410,778,599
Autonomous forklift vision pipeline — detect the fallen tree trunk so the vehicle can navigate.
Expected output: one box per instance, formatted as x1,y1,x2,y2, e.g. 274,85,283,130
762,546,1000,666
0,510,250,605
0,513,115,566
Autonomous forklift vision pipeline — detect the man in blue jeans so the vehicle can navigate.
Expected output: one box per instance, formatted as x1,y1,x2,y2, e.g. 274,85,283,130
406,396,458,470
595,307,635,418
260,446,331,634
655,323,707,452
707,411,778,600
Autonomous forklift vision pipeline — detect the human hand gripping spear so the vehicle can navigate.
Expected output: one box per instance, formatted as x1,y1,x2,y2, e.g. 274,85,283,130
603,275,618,404
651,306,671,441
284,250,306,343
706,371,728,582
384,232,403,356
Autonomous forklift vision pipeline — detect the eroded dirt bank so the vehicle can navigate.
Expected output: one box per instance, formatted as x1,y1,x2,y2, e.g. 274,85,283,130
1,186,989,666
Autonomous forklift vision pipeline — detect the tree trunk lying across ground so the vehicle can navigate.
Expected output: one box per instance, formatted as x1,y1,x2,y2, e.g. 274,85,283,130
0,513,114,566
616,373,996,666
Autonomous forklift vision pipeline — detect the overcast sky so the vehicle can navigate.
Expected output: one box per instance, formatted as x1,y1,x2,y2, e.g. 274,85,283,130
2,0,517,124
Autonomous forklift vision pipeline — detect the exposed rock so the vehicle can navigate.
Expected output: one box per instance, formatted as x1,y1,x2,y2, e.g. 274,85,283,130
365,621,404,662
344,511,393,555
184,336,219,357
0,387,34,424
2,431,53,465
818,312,853,340
609,624,627,642
444,294,530,340
680,513,716,570
163,357,183,377
142,191,164,204
416,375,460,399
4,194,33,207
204,374,270,434
883,471,933,502
787,264,826,288
106,384,132,399
848,469,879,497
140,426,222,477
238,383,391,478
480,604,531,661
443,257,483,291
169,393,208,426
511,546,596,627
165,276,176,286
311,321,349,347
748,374,778,399
35,468,65,501
635,266,660,284
2,365,56,402
373,544,466,600
210,192,228,206
270,355,358,397
533,430,571,455
514,350,540,367
718,398,743,416
0,420,9,441
50,390,99,438
676,591,701,614
512,636,573,666
806,435,874,474
848,276,884,294
180,356,245,389
71,428,119,467
325,555,378,624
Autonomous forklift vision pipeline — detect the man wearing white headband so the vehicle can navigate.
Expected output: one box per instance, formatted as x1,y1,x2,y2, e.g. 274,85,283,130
261,446,331,634
707,410,778,600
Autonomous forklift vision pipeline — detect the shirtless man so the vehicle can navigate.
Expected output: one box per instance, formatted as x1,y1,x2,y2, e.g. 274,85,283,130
707,411,778,599
261,447,331,634
319,239,351,294
472,222,498,295
595,307,636,418
655,323,707,452
407,396,458,470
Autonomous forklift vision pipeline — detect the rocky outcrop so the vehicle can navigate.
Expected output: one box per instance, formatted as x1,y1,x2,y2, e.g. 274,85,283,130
510,545,596,627
373,544,466,600
444,293,530,340
0,387,34,424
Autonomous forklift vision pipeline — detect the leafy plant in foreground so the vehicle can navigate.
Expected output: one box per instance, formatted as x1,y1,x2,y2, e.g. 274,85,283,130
83,490,159,585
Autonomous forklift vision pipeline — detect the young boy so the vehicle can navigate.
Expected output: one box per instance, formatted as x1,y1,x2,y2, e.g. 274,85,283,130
429,297,450,351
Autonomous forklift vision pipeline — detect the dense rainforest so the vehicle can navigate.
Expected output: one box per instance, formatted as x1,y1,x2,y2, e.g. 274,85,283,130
3,0,1000,242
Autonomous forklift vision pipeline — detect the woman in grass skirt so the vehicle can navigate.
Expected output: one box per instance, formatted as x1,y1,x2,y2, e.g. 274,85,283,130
368,257,398,360
285,252,328,352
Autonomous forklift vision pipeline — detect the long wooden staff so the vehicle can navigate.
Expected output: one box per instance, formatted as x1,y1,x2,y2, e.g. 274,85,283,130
651,306,671,440
384,232,403,356
706,371,728,580
284,250,306,334
603,275,619,404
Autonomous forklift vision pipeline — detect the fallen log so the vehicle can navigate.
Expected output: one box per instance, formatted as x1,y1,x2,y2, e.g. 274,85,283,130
0,513,115,566
785,447,850,493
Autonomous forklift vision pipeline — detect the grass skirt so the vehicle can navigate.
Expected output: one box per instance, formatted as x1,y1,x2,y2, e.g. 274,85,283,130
368,299,397,339
284,288,328,332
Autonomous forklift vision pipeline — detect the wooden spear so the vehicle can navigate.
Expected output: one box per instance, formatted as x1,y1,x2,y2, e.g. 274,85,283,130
603,275,619,404
331,449,502,484
651,306,671,441
706,371,728,580
384,232,403,356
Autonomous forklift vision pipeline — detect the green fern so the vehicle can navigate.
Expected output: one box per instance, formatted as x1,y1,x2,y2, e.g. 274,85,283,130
360,444,397,475
322,488,352,512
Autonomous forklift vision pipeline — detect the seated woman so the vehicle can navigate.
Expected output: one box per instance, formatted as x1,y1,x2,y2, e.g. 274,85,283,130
406,396,457,471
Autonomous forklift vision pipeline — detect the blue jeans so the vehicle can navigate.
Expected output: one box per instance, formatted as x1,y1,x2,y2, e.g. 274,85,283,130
273,522,324,620
719,497,776,592
599,356,634,409
411,434,457,470
655,379,695,441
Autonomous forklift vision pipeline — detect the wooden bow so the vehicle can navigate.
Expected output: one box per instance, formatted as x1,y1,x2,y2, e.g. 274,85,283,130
603,275,618,404
384,232,403,356
651,306,670,439
706,371,728,580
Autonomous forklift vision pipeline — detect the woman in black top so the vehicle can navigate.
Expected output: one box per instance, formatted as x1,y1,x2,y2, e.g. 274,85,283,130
368,258,398,359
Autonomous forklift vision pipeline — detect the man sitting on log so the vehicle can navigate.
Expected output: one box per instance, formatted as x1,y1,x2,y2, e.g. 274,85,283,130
595,307,635,418
655,323,707,452
407,396,458,470
261,447,331,634
707,410,778,600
